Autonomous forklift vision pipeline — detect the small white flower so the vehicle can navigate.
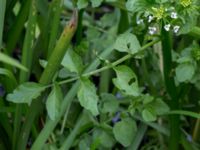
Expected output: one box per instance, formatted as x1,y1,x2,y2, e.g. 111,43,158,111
136,19,144,25
164,24,171,31
148,26,157,35
171,12,178,19
173,25,180,33
148,15,154,22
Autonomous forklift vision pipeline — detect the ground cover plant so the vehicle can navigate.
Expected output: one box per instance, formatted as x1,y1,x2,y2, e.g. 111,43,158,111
0,0,200,149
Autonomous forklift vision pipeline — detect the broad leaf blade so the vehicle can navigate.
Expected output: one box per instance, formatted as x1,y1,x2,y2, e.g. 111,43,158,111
113,65,140,96
7,82,46,105
61,49,83,74
78,78,99,116
46,83,62,120
113,118,137,147
114,32,141,54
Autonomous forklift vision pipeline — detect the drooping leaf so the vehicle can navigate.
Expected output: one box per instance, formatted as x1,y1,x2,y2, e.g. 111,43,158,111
0,52,28,71
7,82,46,105
78,78,99,116
113,118,137,147
114,32,141,54
46,83,62,120
113,65,140,96
61,49,83,74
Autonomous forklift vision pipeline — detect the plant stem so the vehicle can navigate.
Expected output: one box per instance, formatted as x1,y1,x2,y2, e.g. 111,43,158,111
47,0,63,58
17,10,78,150
6,0,31,54
14,1,37,149
161,25,180,150
30,45,114,150
0,0,6,49
58,38,160,85
31,39,160,150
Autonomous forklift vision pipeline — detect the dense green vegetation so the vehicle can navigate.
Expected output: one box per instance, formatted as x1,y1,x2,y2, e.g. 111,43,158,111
0,0,200,149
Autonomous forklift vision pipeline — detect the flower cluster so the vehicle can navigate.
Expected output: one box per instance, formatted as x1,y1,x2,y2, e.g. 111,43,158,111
136,5,182,35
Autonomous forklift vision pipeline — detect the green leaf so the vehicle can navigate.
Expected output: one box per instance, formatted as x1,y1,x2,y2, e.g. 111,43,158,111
46,83,62,120
175,63,195,82
113,65,140,96
0,68,17,85
78,78,99,116
113,118,137,147
77,0,88,9
61,49,83,74
7,82,46,105
150,98,170,115
0,52,28,71
142,107,157,122
114,32,141,54
93,129,115,148
100,93,119,113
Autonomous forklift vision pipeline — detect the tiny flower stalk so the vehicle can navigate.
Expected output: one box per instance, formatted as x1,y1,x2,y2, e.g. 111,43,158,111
17,10,78,150
161,24,180,150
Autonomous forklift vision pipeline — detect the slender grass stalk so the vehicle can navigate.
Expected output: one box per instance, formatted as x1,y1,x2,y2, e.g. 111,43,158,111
47,0,63,58
13,1,37,149
75,9,84,45
118,9,129,34
17,10,78,150
60,111,91,150
0,0,6,49
31,39,160,150
6,0,31,54
5,0,18,19
161,25,180,150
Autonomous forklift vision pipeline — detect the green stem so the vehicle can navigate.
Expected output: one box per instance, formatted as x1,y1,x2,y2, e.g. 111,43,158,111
14,1,37,149
118,9,129,34
75,9,84,45
58,38,160,85
60,111,92,150
17,10,78,150
0,0,6,49
161,25,180,150
47,0,63,58
30,46,114,150
6,0,31,54
30,39,160,150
